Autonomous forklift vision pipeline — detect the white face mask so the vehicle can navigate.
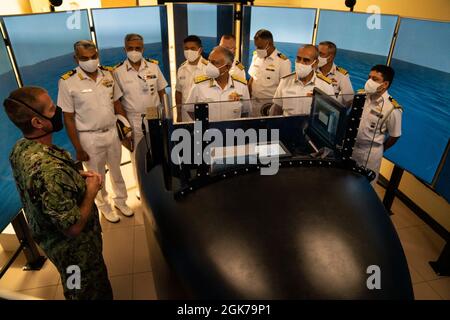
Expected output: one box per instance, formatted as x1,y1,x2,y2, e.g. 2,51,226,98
205,62,227,79
255,43,270,59
184,49,200,63
127,50,143,63
295,61,315,79
317,56,329,68
79,58,99,73
364,78,382,94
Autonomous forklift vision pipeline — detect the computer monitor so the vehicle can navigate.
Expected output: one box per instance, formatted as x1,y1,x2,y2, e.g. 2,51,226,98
309,87,349,150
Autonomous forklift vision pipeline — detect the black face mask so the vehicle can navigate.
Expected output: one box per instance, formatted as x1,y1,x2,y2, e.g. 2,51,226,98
6,98,64,139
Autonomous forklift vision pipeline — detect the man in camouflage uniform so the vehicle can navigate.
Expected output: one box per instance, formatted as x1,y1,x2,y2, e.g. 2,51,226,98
4,86,113,300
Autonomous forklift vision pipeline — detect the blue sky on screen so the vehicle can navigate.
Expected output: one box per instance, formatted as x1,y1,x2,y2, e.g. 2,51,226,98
316,10,397,57
393,18,450,73
187,4,217,37
248,6,316,44
92,6,161,49
4,11,91,67
0,38,13,75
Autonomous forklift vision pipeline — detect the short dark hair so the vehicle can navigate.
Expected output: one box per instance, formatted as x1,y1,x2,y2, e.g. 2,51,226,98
371,65,395,88
319,41,337,55
254,29,273,42
184,35,202,47
3,87,47,134
221,34,236,41
124,33,144,43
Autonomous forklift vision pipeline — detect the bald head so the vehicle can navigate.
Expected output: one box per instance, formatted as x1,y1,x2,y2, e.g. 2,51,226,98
296,45,319,67
219,35,236,56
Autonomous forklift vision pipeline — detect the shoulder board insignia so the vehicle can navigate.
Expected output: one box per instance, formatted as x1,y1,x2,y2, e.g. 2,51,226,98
194,75,210,84
180,60,188,67
113,61,124,69
231,75,247,85
60,69,76,80
357,88,365,94
281,72,296,79
336,66,348,75
100,65,114,72
316,72,333,85
200,58,208,66
145,58,159,65
235,61,245,70
389,96,403,110
277,52,288,60
61,69,76,80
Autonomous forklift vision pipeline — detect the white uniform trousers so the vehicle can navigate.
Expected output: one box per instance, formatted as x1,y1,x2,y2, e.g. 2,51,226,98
79,127,128,212
352,141,384,185
127,112,145,191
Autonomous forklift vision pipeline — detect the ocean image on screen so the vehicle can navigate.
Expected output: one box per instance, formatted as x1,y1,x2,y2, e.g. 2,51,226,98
3,8,166,158
385,19,450,187
0,39,21,230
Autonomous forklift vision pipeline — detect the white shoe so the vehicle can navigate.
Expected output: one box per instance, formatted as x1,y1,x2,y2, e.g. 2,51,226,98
115,204,134,217
101,207,121,223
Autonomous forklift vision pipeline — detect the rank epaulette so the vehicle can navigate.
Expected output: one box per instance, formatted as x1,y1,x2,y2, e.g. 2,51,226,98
194,75,210,84
60,69,76,80
277,52,288,60
200,58,208,65
99,65,114,72
316,72,333,84
145,58,159,64
336,66,348,75
235,61,245,70
281,72,296,79
113,61,124,69
389,96,403,111
231,75,247,85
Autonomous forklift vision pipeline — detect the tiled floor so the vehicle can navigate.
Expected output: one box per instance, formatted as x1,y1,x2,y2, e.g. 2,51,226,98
0,165,448,300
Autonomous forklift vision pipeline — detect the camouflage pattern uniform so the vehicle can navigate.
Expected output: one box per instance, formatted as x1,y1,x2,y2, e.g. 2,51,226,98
9,138,113,300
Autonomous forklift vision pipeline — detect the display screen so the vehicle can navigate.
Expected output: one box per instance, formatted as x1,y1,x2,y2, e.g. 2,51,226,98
92,6,170,82
0,35,21,232
386,18,450,191
242,6,316,71
3,11,92,155
173,3,234,67
310,89,346,147
316,10,398,91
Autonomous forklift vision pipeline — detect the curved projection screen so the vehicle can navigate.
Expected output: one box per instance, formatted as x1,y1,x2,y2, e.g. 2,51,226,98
0,36,20,232
242,6,316,72
316,10,398,91
3,11,91,155
173,3,234,67
92,6,170,83
386,18,450,188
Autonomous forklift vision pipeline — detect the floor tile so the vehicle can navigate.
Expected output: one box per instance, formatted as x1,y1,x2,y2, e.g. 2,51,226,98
413,282,442,300
110,274,133,300
133,272,157,300
397,225,446,281
408,265,425,284
427,278,450,300
134,225,151,274
54,284,65,300
102,226,134,277
390,198,426,230
18,285,57,300
0,252,60,291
